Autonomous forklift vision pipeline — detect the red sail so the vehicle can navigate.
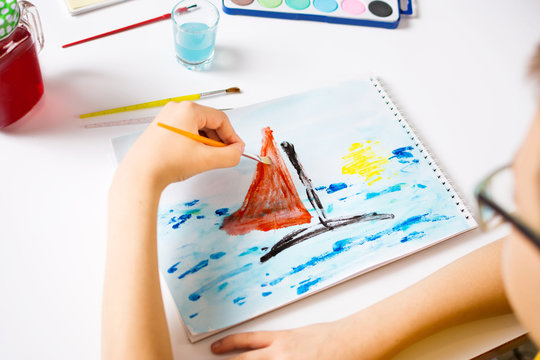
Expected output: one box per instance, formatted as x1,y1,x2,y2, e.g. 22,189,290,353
221,127,312,235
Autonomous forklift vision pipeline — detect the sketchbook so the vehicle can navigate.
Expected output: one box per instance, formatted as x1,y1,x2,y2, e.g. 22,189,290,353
63,0,129,15
111,78,477,342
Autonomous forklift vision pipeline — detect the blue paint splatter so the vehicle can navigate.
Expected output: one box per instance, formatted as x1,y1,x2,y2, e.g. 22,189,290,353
170,213,192,229
269,278,283,286
332,237,364,252
233,296,247,305
189,313,198,319
239,247,259,256
326,182,347,194
262,292,272,297
167,261,180,274
189,263,253,301
400,231,425,243
196,215,205,219
389,146,414,160
215,208,229,216
417,184,427,189
210,252,226,259
297,278,322,295
365,233,383,241
339,197,347,201
366,183,405,200
217,282,228,291
327,204,334,213
185,199,199,207
393,214,442,232
178,259,209,279
315,186,327,191
218,281,229,291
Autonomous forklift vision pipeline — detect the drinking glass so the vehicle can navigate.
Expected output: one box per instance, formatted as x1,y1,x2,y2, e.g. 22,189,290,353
172,0,220,71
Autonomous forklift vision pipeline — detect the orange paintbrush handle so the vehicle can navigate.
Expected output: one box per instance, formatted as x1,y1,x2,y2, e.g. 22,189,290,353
157,122,227,147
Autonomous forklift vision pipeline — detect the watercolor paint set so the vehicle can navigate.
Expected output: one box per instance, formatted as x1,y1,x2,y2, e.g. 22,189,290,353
222,0,412,28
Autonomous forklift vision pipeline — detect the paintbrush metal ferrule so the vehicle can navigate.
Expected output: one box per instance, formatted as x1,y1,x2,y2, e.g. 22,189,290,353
242,153,272,165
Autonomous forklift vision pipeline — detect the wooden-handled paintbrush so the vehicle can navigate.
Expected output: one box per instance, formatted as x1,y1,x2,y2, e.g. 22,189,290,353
80,87,241,118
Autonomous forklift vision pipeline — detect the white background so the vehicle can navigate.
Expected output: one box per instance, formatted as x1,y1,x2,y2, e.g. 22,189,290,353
1,0,539,359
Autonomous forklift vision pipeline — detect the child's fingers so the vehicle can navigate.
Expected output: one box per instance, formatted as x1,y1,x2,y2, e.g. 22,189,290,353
194,104,244,146
201,128,222,143
158,102,244,150
198,143,243,170
228,349,270,360
211,331,276,353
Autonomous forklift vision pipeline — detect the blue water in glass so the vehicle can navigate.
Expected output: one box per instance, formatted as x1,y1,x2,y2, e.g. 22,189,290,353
175,22,216,66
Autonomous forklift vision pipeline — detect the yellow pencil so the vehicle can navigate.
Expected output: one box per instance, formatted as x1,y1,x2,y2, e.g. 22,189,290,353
157,122,272,165
80,87,240,119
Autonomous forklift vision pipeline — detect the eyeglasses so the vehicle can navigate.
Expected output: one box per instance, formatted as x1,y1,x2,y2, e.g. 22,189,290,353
475,164,540,250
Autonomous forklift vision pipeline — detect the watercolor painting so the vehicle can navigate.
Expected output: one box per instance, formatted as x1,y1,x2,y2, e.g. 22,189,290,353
147,79,477,341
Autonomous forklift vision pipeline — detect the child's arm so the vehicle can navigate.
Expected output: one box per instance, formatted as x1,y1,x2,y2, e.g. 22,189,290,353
211,239,512,359
102,102,245,360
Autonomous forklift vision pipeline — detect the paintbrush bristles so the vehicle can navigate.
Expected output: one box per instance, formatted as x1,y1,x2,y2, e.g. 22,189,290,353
226,87,241,94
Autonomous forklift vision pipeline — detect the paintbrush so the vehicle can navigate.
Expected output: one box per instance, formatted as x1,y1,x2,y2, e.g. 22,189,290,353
62,5,197,48
157,122,272,165
80,87,241,118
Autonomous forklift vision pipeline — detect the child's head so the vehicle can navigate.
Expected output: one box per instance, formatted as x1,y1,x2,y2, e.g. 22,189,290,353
501,43,540,345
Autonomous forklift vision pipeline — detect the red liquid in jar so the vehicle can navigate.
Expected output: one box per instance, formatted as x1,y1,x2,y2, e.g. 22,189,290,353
0,26,44,128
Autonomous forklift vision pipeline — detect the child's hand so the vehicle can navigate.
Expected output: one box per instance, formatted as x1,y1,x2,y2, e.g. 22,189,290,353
211,322,357,360
118,101,245,190
211,315,393,360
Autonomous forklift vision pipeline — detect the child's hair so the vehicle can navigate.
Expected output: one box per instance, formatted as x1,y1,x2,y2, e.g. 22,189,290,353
530,43,540,83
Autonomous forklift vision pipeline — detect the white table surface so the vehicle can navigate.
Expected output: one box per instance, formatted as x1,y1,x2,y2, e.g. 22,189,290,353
1,0,539,358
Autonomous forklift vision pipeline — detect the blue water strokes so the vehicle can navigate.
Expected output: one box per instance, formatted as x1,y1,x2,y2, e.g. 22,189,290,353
215,208,229,216
297,277,322,295
365,183,405,200
260,213,452,294
178,259,209,279
165,199,216,230
188,263,253,302
389,146,419,171
170,213,192,229
326,182,348,194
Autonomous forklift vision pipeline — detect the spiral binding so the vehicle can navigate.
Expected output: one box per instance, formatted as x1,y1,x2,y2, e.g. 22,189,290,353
369,77,477,226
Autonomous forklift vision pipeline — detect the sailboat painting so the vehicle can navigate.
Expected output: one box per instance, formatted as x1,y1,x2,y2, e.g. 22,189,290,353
154,80,476,340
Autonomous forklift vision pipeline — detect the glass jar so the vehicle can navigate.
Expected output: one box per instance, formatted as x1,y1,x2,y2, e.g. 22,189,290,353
0,0,44,128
